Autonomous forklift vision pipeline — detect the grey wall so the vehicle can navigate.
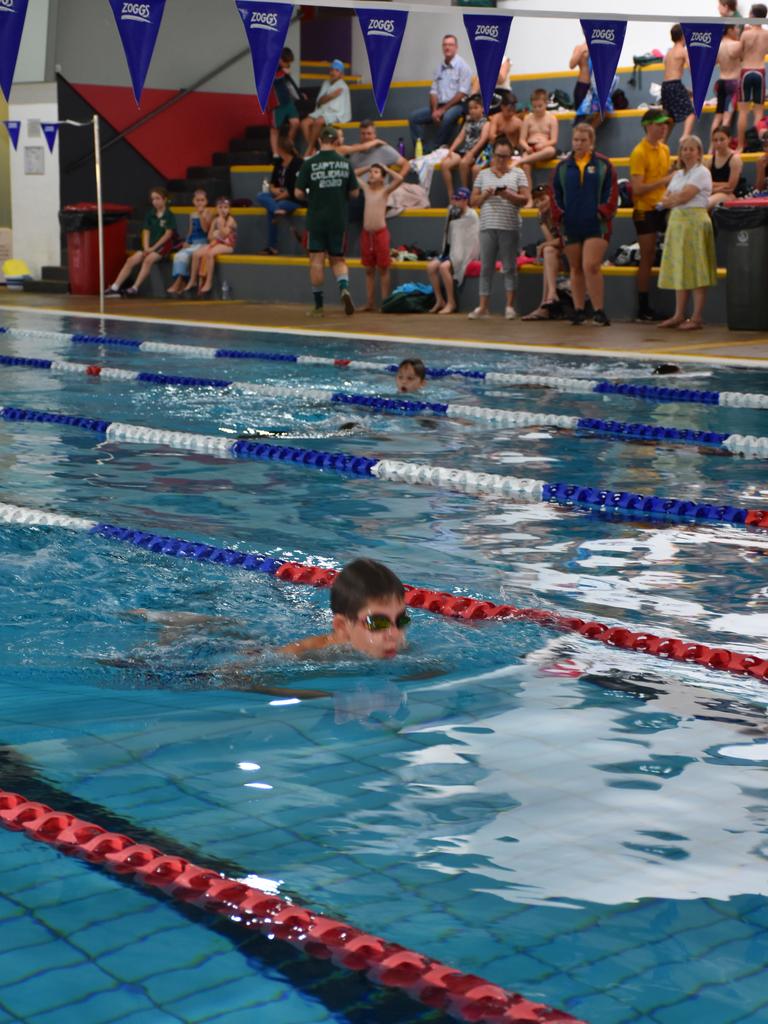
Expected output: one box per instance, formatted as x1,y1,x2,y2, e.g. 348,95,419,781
53,0,300,93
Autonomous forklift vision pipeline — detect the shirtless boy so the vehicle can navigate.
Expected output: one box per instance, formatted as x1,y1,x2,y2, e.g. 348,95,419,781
514,88,559,195
472,94,523,183
661,25,696,140
569,39,591,112
712,24,743,138
123,560,411,699
355,163,404,310
737,5,768,150
280,559,410,660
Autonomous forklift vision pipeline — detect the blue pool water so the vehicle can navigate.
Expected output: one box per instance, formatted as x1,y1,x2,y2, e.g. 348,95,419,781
0,310,767,1024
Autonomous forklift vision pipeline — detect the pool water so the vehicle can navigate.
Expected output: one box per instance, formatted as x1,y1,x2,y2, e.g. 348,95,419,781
0,310,767,1024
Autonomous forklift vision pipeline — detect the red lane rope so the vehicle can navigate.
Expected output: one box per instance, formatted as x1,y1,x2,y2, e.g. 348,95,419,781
275,563,768,682
0,789,583,1024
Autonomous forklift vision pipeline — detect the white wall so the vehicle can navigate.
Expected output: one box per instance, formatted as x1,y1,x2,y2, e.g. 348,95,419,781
500,0,723,78
9,84,61,277
13,0,51,83
352,0,725,83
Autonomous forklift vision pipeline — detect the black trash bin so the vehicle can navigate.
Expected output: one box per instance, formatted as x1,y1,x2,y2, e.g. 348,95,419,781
712,201,768,330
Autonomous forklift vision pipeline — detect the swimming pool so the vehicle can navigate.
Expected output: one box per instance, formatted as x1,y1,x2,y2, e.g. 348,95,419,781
0,308,767,1024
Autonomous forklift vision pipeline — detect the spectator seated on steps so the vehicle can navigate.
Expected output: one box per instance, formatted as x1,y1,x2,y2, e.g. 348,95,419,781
257,136,304,255
167,188,213,296
300,59,352,155
409,33,472,153
440,94,491,199
426,186,480,315
336,120,411,177
105,187,178,298
184,197,237,299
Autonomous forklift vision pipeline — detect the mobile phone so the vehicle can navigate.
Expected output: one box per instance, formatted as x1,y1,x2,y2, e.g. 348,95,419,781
495,185,506,193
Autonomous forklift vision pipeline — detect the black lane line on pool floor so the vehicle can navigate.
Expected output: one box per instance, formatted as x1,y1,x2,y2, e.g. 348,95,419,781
0,745,454,1024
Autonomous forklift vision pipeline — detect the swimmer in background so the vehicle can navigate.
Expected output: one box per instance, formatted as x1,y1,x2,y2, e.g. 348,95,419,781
121,559,411,697
396,357,427,393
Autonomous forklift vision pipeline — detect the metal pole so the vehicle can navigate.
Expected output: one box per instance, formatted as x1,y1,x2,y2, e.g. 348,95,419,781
93,115,105,318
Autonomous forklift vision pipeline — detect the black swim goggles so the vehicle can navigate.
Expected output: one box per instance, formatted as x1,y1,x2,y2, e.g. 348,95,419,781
361,612,412,632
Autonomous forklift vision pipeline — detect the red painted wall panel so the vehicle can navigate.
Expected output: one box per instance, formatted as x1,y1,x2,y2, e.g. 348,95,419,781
70,83,269,179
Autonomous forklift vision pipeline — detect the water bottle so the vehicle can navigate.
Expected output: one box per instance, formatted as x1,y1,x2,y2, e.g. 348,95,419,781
414,138,423,160
221,280,232,301
397,137,405,156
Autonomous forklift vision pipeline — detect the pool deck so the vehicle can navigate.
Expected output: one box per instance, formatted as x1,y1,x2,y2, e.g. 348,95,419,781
2,292,768,367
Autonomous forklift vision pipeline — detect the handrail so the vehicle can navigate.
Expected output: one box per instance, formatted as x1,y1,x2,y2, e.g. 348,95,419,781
62,44,252,175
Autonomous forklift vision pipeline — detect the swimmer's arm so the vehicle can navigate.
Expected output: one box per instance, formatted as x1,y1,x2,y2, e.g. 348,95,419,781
218,658,332,698
125,609,243,627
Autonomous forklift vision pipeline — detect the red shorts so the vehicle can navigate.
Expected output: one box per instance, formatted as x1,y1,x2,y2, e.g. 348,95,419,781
360,228,391,270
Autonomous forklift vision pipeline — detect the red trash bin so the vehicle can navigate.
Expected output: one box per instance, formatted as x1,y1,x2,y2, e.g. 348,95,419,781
60,203,133,295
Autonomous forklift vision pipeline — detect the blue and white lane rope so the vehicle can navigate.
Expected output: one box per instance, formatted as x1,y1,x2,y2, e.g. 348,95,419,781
1,403,766,529
3,354,760,453
3,326,767,410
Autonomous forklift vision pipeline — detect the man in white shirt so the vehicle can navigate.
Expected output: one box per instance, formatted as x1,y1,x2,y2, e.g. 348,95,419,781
301,59,352,154
408,35,473,152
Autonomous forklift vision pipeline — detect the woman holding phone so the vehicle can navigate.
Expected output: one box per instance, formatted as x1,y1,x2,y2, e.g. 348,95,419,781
469,136,530,320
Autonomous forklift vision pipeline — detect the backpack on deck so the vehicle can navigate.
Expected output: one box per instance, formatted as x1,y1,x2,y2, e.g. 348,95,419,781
381,282,435,313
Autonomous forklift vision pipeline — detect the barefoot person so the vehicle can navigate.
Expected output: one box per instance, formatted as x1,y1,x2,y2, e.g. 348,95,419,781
294,127,359,317
661,25,696,142
426,187,479,314
569,38,591,112
355,163,404,310
712,24,742,141
521,185,564,321
514,89,559,195
737,5,768,150
707,126,744,207
657,135,717,330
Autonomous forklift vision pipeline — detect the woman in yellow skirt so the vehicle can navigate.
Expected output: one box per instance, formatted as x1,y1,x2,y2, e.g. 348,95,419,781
656,135,717,331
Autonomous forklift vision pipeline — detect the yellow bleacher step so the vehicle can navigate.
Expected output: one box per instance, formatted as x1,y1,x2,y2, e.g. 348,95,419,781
173,205,641,219
215,253,726,278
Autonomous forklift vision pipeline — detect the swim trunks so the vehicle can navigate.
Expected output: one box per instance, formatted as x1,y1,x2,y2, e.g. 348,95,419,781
740,67,766,105
573,81,590,110
660,80,694,123
715,77,739,114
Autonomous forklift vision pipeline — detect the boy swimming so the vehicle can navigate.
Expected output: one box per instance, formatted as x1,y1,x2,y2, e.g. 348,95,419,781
125,558,410,676
279,559,410,659
395,358,427,393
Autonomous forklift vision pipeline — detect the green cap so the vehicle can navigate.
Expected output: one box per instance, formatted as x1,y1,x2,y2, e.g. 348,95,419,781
642,108,673,126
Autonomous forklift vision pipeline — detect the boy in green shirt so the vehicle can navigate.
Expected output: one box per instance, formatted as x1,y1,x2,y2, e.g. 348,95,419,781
295,127,359,316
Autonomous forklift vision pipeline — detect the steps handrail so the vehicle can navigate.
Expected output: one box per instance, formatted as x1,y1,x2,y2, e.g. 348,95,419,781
61,43,254,175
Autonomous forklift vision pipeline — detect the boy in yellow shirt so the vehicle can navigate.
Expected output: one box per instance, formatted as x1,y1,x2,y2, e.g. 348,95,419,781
629,109,674,322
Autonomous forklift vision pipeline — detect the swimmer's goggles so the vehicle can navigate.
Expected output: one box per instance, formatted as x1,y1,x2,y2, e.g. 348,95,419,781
362,612,411,632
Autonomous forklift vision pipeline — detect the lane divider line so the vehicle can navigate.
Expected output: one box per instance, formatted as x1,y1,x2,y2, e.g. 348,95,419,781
1,500,766,683
3,355,765,455
2,404,767,527
3,325,768,409
0,788,582,1024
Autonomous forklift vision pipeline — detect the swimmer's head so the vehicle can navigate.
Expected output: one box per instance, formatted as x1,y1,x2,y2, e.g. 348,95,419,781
652,363,681,375
330,559,409,659
396,358,427,393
